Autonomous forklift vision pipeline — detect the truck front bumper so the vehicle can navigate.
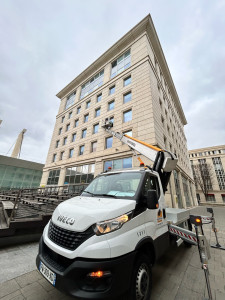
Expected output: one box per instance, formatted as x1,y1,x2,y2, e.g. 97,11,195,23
36,236,136,299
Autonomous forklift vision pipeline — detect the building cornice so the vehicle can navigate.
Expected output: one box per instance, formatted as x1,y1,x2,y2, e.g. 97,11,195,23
189,145,225,153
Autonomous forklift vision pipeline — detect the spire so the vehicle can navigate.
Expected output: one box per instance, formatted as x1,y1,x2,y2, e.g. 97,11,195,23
11,129,27,158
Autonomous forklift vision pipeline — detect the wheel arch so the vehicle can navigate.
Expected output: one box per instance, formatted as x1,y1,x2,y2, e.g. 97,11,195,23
135,237,156,265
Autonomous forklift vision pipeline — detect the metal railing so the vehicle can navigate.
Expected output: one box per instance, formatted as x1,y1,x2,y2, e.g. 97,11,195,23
0,183,89,223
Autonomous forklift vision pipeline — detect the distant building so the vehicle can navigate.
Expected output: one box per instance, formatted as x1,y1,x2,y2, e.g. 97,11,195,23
41,14,197,208
189,145,225,204
0,155,44,190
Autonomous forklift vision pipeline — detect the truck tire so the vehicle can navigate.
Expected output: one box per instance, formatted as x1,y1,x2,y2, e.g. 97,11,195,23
129,253,152,300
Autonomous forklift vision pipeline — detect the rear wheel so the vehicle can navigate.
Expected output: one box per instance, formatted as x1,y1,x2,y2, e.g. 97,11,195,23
129,253,152,300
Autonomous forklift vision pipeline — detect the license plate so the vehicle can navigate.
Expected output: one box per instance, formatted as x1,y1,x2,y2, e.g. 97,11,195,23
39,261,56,286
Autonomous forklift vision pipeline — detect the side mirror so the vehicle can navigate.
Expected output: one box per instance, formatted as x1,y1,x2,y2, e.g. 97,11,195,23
146,190,158,209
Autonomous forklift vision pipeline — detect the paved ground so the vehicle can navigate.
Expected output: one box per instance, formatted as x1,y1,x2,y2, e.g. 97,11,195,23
0,206,225,300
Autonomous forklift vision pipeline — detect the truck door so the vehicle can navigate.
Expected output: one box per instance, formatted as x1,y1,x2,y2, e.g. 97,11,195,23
142,174,167,238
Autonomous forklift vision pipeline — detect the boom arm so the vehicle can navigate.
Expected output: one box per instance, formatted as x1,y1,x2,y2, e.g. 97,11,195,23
102,120,178,193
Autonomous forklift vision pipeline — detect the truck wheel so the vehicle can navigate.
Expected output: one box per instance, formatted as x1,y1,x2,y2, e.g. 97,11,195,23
129,253,152,300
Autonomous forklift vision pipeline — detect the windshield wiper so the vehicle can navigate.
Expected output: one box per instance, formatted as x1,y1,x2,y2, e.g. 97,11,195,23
82,190,95,196
96,193,118,198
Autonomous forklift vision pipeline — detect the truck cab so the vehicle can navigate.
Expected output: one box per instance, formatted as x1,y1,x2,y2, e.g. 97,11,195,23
36,168,171,299
37,122,180,299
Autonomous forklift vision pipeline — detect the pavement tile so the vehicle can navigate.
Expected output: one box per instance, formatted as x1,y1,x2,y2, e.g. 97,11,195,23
15,270,41,288
175,285,202,300
20,282,47,298
216,290,225,300
0,290,23,300
38,277,55,292
0,279,20,298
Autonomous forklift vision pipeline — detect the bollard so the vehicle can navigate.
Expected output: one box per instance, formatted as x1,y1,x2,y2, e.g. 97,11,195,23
207,208,225,251
190,215,213,300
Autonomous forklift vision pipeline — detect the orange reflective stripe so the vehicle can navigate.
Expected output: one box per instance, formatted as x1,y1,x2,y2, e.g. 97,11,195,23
124,135,162,152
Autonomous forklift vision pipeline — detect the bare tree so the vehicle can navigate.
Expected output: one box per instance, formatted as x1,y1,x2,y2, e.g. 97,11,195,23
192,161,214,202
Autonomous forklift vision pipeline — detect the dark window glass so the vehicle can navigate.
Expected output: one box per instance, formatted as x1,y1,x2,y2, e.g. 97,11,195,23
95,108,101,117
72,133,76,142
108,100,115,111
93,123,99,134
97,94,102,102
109,86,115,95
79,145,84,155
106,137,113,149
82,129,87,138
124,76,131,86
123,110,132,122
123,92,132,103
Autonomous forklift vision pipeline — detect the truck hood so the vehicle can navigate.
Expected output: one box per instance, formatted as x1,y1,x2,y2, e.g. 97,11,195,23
52,196,136,231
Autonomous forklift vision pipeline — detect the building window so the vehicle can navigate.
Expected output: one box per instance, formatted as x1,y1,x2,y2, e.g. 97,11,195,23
52,154,56,162
91,141,97,152
84,114,89,123
60,151,64,160
109,116,114,124
104,157,132,171
66,123,70,131
207,194,215,202
222,194,225,203
82,129,87,139
61,116,65,123
47,169,60,185
123,109,132,122
123,130,132,137
95,108,101,117
56,140,59,148
65,165,94,185
63,137,67,145
72,133,76,142
124,75,131,86
86,100,91,109
111,49,131,78
97,93,102,102
68,111,73,119
108,100,115,111
80,70,104,99
93,123,99,134
79,145,85,155
109,85,115,95
212,157,225,190
161,116,164,127
74,119,79,127
77,106,81,114
59,127,62,135
123,91,132,103
69,148,74,158
105,136,113,149
65,91,76,110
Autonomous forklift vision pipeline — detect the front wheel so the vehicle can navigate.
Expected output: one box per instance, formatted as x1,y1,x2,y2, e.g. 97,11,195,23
129,253,152,300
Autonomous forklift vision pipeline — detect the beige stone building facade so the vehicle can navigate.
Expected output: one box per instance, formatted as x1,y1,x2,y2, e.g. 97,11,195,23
41,15,197,208
189,145,225,204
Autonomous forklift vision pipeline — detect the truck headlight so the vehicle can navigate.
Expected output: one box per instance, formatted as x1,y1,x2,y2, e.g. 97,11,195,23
93,212,133,235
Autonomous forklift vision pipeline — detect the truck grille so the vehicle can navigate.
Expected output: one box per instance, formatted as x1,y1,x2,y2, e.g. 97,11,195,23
48,220,94,251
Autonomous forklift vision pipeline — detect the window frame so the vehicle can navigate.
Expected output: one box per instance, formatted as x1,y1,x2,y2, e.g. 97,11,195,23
123,109,132,123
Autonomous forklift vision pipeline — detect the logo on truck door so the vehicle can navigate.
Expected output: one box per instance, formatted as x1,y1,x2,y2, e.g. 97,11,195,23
57,215,75,225
157,209,163,223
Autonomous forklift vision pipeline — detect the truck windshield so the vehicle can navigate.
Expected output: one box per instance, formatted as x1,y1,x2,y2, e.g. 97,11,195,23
81,172,142,199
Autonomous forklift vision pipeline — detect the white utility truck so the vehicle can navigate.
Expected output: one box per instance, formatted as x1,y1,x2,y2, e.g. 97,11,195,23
36,120,194,300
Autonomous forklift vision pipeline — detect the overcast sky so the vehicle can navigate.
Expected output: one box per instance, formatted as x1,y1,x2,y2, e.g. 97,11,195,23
0,0,225,164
